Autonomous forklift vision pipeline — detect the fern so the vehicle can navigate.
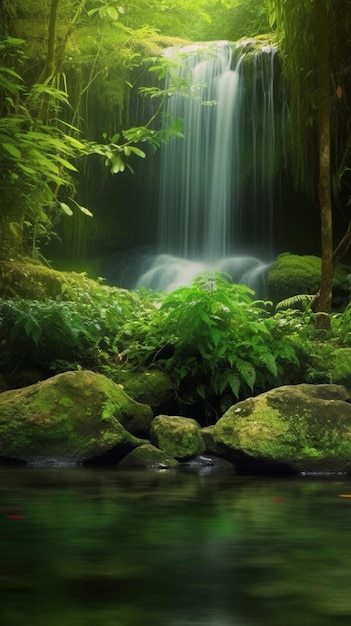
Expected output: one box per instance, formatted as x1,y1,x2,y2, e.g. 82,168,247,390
276,294,315,311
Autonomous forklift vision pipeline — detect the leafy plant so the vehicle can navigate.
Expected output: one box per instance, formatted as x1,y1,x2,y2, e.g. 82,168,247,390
0,286,152,383
331,303,351,346
114,272,304,418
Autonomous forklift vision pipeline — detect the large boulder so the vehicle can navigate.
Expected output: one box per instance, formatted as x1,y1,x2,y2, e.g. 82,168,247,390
267,253,348,304
150,415,205,460
213,384,351,473
0,370,152,465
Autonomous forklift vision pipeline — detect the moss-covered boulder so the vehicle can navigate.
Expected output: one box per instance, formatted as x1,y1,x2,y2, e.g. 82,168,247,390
267,253,349,304
0,370,152,465
118,443,179,469
0,259,141,304
150,415,205,460
213,384,351,473
201,425,227,456
121,370,175,414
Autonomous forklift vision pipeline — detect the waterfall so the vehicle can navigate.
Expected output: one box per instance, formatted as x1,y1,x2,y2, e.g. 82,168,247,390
135,40,280,293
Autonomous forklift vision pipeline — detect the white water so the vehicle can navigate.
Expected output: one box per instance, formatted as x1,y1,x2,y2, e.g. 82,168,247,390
136,41,279,293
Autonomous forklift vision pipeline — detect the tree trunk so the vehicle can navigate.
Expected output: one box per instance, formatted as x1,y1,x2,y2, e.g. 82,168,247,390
315,0,333,329
38,0,60,84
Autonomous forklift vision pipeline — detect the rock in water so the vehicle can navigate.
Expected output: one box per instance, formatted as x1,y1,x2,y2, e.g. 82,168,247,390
213,384,351,473
0,370,152,465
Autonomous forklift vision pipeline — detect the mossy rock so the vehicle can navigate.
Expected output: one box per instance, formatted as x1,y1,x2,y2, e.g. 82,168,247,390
0,370,152,465
0,259,138,303
267,253,349,304
121,370,175,414
213,383,351,473
150,415,205,460
201,425,227,456
118,443,179,469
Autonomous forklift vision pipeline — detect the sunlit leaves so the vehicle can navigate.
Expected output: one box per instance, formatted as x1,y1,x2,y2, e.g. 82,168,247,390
113,272,303,413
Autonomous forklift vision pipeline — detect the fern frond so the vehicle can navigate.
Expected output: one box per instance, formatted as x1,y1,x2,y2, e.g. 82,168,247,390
236,358,256,391
276,294,314,311
259,352,278,376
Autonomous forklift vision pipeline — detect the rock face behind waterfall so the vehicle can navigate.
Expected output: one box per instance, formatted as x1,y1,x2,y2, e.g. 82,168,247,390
0,370,152,465
212,384,351,473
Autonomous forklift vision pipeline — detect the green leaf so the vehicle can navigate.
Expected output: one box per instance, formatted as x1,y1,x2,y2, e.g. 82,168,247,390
2,142,21,158
129,146,146,158
236,359,256,391
64,135,86,150
78,204,93,217
227,371,241,398
16,163,36,175
55,156,78,172
1,67,22,80
9,222,22,236
60,202,73,216
107,6,119,20
6,37,25,45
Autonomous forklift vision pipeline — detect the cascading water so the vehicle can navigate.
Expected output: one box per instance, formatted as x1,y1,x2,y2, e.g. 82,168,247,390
135,40,281,293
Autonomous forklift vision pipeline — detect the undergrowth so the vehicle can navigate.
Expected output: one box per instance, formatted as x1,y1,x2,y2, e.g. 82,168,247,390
1,271,349,419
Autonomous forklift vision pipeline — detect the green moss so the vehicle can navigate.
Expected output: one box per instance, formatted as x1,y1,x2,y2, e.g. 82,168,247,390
119,443,179,468
214,385,351,471
58,396,74,408
150,415,205,460
267,253,349,303
0,370,151,463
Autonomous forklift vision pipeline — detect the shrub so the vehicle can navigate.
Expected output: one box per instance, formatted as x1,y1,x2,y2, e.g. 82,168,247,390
115,272,304,418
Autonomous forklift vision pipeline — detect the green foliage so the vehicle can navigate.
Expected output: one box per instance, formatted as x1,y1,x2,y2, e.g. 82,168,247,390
0,34,184,258
114,273,304,416
183,0,269,42
3,268,351,419
0,285,149,378
331,303,351,346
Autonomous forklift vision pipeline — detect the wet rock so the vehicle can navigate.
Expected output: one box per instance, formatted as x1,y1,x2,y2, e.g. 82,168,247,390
118,443,179,469
150,414,205,460
0,370,152,465
213,384,351,473
180,454,235,474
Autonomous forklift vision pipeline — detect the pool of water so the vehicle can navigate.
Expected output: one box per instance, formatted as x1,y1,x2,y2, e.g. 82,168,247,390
1,467,351,625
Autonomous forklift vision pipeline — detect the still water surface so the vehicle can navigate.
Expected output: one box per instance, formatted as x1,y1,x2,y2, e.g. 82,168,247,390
1,467,351,626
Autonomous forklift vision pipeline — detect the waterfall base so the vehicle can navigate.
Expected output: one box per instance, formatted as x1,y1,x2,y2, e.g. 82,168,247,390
134,253,271,296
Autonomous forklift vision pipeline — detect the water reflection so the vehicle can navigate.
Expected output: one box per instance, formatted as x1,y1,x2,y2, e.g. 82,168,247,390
1,468,351,625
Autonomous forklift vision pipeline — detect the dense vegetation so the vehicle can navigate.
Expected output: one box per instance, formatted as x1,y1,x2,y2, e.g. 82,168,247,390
0,0,269,262
1,1,351,418
1,271,350,422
